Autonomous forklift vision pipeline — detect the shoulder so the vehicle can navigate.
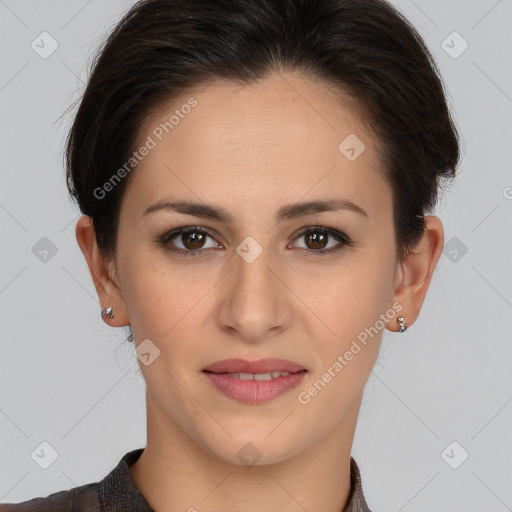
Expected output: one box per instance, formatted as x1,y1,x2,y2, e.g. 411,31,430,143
0,482,99,511
347,456,373,512
0,448,150,512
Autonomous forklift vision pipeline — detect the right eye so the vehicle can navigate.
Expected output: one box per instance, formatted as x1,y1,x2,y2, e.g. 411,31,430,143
158,226,223,257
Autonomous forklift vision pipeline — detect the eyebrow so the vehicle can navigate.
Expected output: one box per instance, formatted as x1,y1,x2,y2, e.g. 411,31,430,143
142,197,368,222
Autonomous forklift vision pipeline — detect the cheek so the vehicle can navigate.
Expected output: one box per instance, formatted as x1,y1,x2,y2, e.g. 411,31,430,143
119,246,198,329
119,252,217,375
300,253,397,389
295,256,396,420
306,251,396,332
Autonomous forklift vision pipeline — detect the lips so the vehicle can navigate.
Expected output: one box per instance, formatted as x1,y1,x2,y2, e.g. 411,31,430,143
202,358,308,404
202,358,306,374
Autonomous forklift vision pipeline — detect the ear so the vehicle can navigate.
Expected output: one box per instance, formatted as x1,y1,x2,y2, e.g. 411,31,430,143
75,215,130,327
387,215,444,332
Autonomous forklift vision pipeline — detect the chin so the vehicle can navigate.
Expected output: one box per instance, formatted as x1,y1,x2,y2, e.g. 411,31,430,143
202,434,300,468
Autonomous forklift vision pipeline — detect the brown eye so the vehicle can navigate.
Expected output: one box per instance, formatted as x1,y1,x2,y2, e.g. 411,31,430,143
181,230,207,250
159,225,351,259
304,231,328,250
291,226,352,257
160,226,220,256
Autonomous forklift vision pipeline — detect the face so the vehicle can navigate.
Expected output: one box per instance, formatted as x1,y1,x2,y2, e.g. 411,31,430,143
111,72,400,465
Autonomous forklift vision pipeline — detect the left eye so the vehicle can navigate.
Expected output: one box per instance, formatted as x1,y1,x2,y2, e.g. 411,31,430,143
291,227,350,252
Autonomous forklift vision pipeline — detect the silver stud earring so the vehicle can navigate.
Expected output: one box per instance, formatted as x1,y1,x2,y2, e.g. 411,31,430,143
101,306,115,319
397,316,407,333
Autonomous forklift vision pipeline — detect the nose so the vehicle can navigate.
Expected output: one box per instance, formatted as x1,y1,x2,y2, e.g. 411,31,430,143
217,240,292,343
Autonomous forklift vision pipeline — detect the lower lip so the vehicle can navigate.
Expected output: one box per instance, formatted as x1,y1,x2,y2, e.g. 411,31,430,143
203,371,307,404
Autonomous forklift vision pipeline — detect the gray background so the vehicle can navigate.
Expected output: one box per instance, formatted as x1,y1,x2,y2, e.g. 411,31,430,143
0,0,511,510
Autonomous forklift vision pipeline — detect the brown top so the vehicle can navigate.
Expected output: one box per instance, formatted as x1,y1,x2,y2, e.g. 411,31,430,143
0,448,372,511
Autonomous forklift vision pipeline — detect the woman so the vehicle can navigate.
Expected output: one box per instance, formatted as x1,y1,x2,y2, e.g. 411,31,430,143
1,0,459,510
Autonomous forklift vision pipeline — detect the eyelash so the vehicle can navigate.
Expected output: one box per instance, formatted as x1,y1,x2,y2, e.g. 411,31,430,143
157,224,353,259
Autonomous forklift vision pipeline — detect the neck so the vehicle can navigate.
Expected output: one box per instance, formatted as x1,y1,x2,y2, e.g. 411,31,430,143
129,389,360,512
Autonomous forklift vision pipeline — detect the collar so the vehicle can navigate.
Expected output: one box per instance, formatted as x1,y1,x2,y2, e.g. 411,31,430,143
99,448,372,512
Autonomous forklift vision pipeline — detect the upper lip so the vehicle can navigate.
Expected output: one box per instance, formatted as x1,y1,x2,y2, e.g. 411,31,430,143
203,358,306,374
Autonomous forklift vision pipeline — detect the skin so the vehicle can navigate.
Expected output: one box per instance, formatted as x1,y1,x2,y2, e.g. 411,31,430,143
76,71,444,512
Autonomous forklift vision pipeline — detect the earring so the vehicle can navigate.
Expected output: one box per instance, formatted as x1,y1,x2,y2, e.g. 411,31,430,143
397,316,407,333
101,306,115,319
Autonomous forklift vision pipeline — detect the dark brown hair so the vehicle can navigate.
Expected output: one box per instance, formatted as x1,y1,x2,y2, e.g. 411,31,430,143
65,0,460,262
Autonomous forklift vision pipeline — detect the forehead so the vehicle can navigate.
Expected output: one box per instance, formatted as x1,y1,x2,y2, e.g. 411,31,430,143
120,72,389,221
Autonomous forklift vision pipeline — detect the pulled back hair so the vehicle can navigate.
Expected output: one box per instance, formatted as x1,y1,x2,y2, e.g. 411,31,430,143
65,0,460,262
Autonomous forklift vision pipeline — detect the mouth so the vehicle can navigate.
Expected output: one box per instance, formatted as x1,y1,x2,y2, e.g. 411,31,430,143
202,358,308,404
203,370,307,380
202,357,307,374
